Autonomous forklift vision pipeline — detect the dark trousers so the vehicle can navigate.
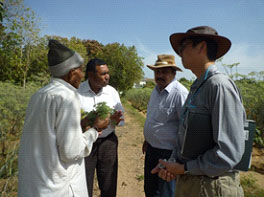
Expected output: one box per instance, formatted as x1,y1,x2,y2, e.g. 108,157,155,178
85,132,118,197
144,142,175,197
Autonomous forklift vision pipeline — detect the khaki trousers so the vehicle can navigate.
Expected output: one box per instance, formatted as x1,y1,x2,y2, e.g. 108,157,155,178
175,172,244,197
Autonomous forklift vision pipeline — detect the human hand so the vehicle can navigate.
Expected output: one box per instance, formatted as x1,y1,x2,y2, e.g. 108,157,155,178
151,159,184,181
142,140,147,154
110,110,123,126
81,116,92,132
93,116,110,132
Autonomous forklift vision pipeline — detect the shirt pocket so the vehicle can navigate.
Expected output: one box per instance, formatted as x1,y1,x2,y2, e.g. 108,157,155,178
181,108,215,159
153,106,176,123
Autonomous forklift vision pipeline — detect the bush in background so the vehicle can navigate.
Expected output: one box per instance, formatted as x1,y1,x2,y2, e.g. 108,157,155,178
0,82,39,179
236,79,264,148
125,87,152,112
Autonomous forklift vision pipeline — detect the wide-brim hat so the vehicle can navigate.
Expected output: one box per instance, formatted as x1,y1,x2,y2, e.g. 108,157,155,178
170,26,231,59
147,54,182,72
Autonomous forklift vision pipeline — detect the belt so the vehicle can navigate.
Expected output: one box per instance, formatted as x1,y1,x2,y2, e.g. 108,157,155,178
179,171,238,180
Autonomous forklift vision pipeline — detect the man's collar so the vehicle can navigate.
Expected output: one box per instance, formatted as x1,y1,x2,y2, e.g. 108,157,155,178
156,77,177,93
51,77,77,92
86,79,106,95
191,65,218,89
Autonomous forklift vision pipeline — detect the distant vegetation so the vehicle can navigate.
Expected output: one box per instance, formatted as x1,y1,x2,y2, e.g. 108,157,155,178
0,0,263,196
127,76,264,149
126,87,152,112
0,0,144,92
0,0,144,195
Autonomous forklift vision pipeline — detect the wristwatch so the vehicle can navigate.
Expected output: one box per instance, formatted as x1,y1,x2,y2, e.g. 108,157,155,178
184,163,190,174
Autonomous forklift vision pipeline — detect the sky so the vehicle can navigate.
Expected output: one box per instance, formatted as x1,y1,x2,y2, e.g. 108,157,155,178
24,0,264,80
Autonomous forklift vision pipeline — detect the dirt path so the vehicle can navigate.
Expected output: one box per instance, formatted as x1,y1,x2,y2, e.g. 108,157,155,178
93,103,146,197
115,108,145,197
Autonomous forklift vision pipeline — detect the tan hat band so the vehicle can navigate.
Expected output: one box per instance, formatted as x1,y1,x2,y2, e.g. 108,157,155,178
155,61,175,65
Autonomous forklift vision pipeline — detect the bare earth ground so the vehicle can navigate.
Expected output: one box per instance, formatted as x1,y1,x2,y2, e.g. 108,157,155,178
115,110,145,197
240,147,264,188
92,104,145,197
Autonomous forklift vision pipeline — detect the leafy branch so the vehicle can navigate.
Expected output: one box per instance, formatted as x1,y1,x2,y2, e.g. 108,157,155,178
81,102,114,127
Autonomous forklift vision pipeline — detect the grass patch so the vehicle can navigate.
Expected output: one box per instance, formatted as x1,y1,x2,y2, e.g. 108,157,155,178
121,98,146,127
241,174,264,197
135,174,144,182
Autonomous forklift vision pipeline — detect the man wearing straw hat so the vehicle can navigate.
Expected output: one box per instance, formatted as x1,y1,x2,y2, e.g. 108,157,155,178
151,26,246,196
18,40,109,197
143,54,188,197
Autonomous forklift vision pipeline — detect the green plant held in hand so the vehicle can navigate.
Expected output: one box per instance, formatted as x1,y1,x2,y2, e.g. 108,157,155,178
81,102,114,127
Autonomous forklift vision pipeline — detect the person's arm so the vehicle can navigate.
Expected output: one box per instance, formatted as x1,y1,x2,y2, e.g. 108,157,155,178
175,85,189,121
186,81,245,177
111,89,125,126
55,96,98,163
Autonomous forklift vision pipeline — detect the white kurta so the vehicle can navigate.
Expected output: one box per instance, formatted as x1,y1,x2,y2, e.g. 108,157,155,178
18,78,98,197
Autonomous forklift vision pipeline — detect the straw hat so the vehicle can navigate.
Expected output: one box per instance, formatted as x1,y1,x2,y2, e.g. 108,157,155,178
147,54,182,71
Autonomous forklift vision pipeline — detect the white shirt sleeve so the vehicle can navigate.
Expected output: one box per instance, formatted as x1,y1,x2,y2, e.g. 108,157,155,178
55,95,98,163
112,89,125,126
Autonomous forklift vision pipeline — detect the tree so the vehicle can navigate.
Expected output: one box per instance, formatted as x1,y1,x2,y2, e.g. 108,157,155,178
0,29,19,82
2,0,41,87
82,39,103,60
0,1,3,22
217,58,240,80
96,43,144,93
179,77,192,90
248,71,257,80
259,71,264,81
144,80,155,89
27,37,50,86
47,35,87,63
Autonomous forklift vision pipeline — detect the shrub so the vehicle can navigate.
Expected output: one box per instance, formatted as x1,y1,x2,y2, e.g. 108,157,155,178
125,88,152,112
0,82,40,178
236,79,264,148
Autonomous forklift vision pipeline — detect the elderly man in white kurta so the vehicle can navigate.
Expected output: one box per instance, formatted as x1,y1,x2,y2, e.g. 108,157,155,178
18,40,108,197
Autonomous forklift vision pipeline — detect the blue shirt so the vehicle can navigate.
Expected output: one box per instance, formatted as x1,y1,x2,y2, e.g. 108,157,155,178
172,65,246,177
144,78,188,150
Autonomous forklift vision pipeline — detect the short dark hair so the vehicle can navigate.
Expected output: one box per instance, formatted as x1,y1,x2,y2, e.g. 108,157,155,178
181,37,218,61
85,58,106,79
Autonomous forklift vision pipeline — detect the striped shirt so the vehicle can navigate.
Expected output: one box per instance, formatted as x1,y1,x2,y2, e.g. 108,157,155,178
144,78,188,150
